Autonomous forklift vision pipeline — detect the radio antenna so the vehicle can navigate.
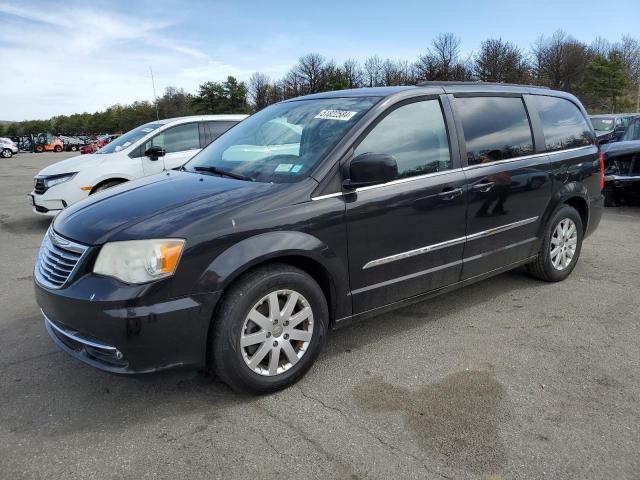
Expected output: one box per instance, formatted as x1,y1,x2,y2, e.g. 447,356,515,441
150,66,160,120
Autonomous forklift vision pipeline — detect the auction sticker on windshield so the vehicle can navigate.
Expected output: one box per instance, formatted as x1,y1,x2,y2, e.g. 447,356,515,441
314,110,358,121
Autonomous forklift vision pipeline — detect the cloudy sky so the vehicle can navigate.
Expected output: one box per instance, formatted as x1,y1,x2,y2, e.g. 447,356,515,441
1,0,638,121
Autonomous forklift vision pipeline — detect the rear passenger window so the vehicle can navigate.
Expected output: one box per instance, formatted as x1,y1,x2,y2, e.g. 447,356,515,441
534,96,594,152
455,96,534,165
147,123,200,154
355,99,451,179
202,121,236,147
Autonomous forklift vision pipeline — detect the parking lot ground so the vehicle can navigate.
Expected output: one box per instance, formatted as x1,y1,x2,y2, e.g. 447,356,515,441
1,152,639,479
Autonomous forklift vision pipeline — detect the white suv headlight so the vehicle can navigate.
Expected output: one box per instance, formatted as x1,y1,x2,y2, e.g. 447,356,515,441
44,173,77,188
93,239,185,284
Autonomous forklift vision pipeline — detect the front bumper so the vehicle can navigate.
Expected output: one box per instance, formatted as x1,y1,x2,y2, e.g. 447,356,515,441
35,275,221,374
29,183,87,216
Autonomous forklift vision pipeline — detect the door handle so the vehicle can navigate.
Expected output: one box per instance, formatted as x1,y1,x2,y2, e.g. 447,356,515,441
438,187,463,201
472,181,495,193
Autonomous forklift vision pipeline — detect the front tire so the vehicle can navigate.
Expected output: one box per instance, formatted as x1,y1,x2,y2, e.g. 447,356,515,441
210,264,328,394
54,145,63,152
1,149,12,158
527,205,583,282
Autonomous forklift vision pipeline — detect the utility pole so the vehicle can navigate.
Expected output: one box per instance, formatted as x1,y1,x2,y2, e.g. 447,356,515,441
636,80,639,113
150,66,160,120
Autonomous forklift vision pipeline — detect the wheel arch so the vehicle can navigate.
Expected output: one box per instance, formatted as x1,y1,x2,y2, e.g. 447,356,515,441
540,182,590,237
202,231,350,328
89,177,130,194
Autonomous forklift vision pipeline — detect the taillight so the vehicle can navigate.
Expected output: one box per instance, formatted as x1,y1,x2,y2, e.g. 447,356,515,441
598,152,605,191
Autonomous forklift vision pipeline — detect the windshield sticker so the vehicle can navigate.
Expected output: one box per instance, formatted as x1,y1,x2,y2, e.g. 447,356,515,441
275,163,293,172
291,164,303,173
314,109,358,121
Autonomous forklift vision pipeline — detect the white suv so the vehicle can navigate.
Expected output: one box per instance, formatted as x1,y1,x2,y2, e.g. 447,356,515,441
1,137,19,158
29,115,246,215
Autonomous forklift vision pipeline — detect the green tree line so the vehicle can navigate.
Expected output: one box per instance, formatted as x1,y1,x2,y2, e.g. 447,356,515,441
2,30,638,137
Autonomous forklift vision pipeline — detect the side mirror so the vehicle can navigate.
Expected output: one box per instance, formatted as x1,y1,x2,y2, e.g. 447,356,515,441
343,152,398,190
144,145,166,160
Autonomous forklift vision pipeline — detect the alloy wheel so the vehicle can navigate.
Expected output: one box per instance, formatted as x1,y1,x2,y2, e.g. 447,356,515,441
550,218,578,271
240,289,314,376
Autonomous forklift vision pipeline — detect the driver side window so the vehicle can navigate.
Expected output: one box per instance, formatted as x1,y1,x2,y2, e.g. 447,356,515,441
146,123,200,154
354,99,452,179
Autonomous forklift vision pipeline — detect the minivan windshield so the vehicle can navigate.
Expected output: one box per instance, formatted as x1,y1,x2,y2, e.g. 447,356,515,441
97,122,163,154
185,97,379,182
591,117,615,132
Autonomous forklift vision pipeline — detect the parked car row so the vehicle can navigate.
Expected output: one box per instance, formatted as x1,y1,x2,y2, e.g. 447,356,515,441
602,116,640,206
589,113,639,144
33,84,604,394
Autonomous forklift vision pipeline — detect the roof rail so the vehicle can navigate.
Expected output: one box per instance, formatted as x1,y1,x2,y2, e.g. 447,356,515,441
417,80,549,89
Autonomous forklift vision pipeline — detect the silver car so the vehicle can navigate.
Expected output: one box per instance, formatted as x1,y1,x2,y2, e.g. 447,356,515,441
0,138,19,158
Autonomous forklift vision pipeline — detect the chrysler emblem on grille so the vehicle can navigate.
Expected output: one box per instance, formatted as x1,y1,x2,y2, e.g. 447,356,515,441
49,229,70,247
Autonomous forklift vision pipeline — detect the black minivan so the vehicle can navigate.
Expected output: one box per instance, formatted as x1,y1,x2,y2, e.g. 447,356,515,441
35,83,604,393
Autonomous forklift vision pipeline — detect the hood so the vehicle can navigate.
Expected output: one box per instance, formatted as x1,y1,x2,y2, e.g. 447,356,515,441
37,154,104,176
53,170,276,245
601,140,640,157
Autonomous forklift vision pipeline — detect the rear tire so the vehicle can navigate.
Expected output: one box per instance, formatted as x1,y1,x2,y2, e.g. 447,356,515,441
210,263,328,394
34,145,44,153
54,145,63,152
1,149,12,158
527,205,583,282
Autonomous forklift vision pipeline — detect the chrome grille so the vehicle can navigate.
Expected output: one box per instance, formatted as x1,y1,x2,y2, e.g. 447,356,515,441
35,228,88,289
34,177,47,194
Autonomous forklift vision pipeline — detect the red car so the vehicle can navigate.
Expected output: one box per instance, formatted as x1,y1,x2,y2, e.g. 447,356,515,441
80,135,120,154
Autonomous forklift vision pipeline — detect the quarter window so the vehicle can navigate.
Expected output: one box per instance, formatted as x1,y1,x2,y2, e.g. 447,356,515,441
147,123,200,154
455,96,534,165
202,121,237,146
534,96,594,152
354,99,451,179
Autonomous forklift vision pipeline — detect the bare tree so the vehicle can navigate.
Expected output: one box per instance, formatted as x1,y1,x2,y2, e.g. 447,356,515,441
532,30,591,92
364,55,384,87
415,33,471,81
343,59,364,88
431,33,461,79
248,73,272,111
474,38,530,83
381,59,413,86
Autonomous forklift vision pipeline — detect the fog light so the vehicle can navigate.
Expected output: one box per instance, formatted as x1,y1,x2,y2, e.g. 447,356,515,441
115,350,123,360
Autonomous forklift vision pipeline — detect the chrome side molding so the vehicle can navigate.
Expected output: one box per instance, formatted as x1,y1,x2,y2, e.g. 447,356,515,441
363,216,539,269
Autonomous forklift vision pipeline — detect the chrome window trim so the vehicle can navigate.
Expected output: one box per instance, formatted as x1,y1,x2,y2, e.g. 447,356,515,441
362,216,539,269
355,168,464,192
310,145,596,201
463,145,596,171
311,192,344,201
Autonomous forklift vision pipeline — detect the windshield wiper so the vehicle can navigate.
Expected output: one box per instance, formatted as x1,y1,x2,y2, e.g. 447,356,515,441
193,166,253,182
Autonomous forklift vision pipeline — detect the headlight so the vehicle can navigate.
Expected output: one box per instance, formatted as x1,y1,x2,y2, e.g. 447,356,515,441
93,239,185,284
44,173,77,188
